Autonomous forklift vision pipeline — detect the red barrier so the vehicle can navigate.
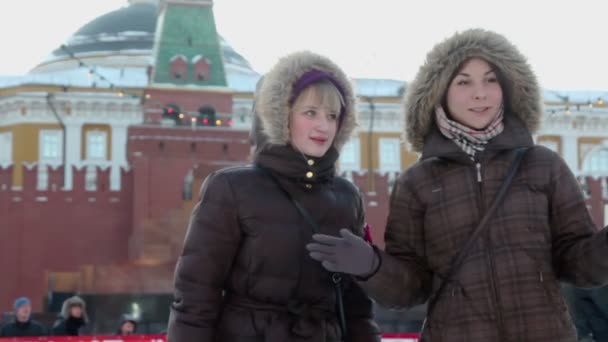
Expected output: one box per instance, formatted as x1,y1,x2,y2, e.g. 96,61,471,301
0,333,421,342
0,336,165,342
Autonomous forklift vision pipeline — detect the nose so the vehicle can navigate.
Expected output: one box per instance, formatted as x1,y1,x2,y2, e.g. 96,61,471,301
473,85,487,100
314,114,330,132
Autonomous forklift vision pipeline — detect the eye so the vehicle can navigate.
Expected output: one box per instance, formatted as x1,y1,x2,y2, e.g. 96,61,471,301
486,76,498,83
305,110,316,117
328,113,339,121
456,79,469,86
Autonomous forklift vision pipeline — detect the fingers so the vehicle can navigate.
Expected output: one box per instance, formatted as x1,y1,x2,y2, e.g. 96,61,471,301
321,260,340,273
340,228,361,243
311,233,343,246
309,252,336,264
306,243,335,255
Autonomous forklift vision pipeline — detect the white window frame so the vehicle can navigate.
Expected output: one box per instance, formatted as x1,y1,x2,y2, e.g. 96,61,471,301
85,165,97,191
379,137,401,172
339,137,361,171
582,147,608,173
0,132,12,165
86,130,107,161
39,129,63,162
38,130,63,190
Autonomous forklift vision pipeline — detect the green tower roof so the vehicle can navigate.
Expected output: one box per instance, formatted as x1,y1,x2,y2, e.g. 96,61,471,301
152,1,227,87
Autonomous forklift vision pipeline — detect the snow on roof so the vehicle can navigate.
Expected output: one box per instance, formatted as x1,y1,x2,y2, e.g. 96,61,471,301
353,78,406,97
0,67,148,89
192,55,210,64
169,55,187,63
543,89,608,103
2,67,606,104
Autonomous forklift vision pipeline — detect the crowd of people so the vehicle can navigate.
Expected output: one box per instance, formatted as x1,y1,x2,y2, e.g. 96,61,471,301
0,296,138,338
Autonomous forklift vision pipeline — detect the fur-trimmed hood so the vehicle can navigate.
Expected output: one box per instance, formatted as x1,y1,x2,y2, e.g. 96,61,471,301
256,51,357,152
60,296,89,322
404,28,542,152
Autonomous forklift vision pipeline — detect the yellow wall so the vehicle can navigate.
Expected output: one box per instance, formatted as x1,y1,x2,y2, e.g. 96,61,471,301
81,124,112,161
358,132,418,171
537,135,562,156
1,123,62,186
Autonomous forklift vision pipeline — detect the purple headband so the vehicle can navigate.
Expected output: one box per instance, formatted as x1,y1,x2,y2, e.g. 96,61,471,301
289,70,347,127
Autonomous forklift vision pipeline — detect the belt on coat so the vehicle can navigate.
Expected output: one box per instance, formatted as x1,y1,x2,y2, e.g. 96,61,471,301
225,294,338,340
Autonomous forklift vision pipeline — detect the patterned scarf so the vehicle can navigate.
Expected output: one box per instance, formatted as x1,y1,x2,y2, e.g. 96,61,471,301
435,105,504,159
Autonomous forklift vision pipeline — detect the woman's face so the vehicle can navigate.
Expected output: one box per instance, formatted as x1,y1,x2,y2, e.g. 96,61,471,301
445,58,504,129
289,86,340,157
70,305,83,318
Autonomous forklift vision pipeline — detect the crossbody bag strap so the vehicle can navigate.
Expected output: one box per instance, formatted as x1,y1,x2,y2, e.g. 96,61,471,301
255,164,348,340
426,147,529,316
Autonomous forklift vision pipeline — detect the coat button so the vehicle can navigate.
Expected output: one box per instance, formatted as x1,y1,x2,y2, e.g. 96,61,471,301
305,184,312,189
306,171,314,178
307,159,315,166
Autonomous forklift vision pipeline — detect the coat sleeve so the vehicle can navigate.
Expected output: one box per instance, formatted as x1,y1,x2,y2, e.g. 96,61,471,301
549,154,608,286
167,172,242,342
358,171,433,309
51,320,66,336
342,191,382,342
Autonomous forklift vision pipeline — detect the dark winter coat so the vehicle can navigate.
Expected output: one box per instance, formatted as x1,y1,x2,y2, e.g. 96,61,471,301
51,296,89,336
360,29,608,342
0,319,48,337
51,317,87,336
168,51,380,342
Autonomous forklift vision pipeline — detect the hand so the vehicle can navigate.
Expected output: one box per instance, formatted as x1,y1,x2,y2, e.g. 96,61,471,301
306,228,377,277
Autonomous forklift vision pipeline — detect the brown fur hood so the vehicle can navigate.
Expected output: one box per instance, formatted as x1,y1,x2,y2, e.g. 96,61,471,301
256,51,357,152
404,28,542,152
60,295,89,322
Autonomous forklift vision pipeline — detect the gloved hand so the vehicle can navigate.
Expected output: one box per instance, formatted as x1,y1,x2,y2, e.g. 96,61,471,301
306,228,378,277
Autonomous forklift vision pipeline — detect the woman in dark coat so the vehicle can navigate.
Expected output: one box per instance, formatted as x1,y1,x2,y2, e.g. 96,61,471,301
167,51,381,342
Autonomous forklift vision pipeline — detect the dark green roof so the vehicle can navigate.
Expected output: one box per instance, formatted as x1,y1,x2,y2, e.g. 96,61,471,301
51,3,157,56
152,4,227,87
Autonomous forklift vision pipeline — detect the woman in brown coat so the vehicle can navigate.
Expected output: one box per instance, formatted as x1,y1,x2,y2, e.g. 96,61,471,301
307,29,608,341
167,51,381,342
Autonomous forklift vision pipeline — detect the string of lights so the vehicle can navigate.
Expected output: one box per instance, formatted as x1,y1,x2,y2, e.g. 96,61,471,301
60,44,144,100
58,44,231,127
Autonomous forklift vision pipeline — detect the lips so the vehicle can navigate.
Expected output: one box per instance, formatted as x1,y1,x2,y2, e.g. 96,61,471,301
310,137,328,145
469,107,491,113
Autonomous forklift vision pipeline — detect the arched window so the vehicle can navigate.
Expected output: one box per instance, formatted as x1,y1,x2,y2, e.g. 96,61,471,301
170,55,188,79
193,55,211,81
582,145,608,173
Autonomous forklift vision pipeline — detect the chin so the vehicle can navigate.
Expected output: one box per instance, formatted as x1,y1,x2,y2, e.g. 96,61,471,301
307,151,326,158
467,120,493,130
303,147,328,158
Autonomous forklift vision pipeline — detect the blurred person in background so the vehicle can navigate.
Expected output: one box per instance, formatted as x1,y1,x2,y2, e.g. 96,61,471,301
51,296,89,336
116,314,138,336
0,297,47,337
562,283,608,341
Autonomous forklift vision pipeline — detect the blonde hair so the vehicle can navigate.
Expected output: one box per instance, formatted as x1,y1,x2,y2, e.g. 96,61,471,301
291,80,345,117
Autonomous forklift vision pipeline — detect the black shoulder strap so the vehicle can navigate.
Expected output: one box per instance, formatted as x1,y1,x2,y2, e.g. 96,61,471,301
427,147,529,315
254,164,348,339
255,165,320,234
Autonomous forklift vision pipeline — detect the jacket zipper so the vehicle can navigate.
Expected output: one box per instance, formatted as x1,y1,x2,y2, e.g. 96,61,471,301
476,161,506,341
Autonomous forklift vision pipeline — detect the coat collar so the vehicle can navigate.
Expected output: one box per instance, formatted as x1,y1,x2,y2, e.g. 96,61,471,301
421,113,534,164
254,145,338,184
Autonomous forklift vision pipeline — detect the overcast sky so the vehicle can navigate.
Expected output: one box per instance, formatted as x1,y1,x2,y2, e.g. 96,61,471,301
0,0,606,90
